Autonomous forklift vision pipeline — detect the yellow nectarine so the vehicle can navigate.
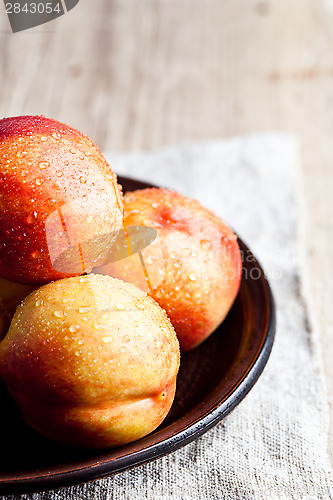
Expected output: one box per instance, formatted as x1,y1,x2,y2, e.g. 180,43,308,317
0,274,180,448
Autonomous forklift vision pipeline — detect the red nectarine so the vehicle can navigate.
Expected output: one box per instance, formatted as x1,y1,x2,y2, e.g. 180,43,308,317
96,188,242,352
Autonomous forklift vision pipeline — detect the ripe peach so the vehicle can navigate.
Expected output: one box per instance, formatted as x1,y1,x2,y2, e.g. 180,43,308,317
96,188,242,352
0,274,180,448
0,116,123,285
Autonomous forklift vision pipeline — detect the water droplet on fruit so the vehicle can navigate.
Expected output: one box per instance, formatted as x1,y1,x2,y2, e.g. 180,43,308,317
38,161,50,169
56,170,63,178
82,194,88,202
52,132,61,140
201,239,212,251
35,299,43,307
102,336,113,343
115,303,126,311
69,325,79,333
79,307,91,313
35,178,43,186
120,346,126,353
40,136,48,142
79,176,86,184
174,261,181,268
182,248,191,257
133,321,140,328
136,302,145,310
21,170,28,177
16,150,27,158
102,314,109,320
188,272,197,281
169,251,176,259
69,148,77,154
75,351,80,357
94,322,105,330
84,151,91,157
54,310,64,318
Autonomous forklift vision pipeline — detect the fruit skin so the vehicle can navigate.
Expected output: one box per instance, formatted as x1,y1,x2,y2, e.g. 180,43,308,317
0,277,36,341
0,274,180,449
0,115,123,285
96,188,242,352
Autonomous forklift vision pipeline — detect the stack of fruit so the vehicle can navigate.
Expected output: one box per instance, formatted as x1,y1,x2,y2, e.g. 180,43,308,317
0,116,242,449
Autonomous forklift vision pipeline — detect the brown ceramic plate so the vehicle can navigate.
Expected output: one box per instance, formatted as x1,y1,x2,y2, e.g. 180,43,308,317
0,176,275,495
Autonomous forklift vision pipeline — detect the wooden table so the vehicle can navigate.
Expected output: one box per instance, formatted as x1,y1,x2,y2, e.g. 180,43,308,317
1,0,332,457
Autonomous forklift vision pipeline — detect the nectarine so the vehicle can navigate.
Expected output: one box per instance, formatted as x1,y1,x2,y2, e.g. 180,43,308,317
96,188,242,352
0,274,180,448
0,116,123,285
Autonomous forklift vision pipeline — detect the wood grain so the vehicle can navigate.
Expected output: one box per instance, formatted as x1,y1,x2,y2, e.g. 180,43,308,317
0,0,332,457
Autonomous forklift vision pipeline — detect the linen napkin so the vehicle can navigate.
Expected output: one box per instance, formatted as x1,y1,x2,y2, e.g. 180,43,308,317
6,134,333,500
